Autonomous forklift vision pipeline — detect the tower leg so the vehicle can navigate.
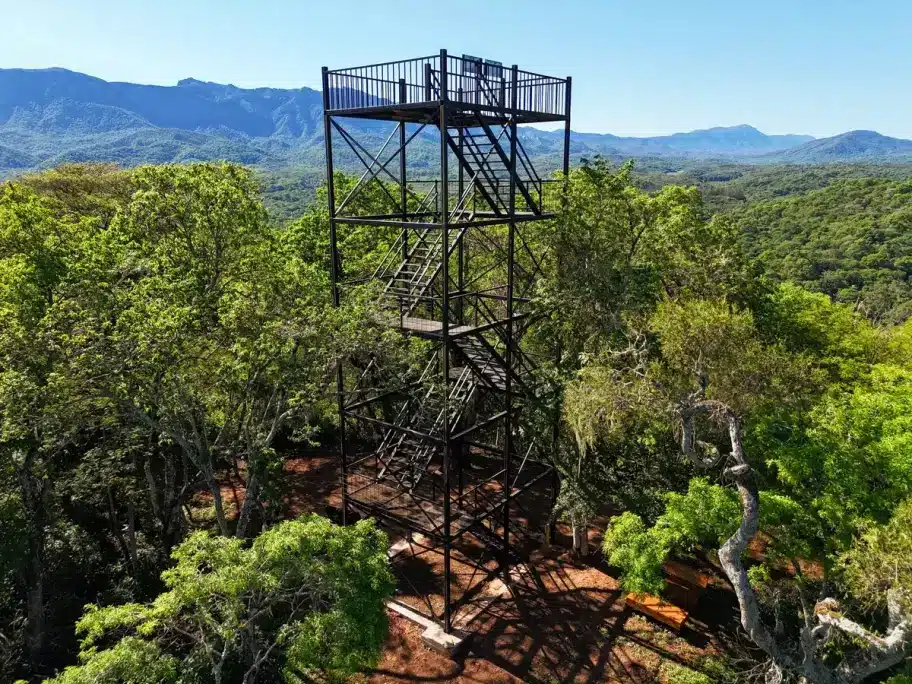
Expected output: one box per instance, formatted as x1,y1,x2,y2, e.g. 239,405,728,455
322,66,348,526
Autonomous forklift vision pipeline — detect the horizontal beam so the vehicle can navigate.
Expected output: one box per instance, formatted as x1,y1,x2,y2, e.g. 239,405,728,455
335,217,440,229
449,313,530,340
326,106,568,125
450,464,554,541
339,211,440,221
343,410,445,446
344,382,418,411
451,411,507,442
332,214,555,229
348,498,445,541
464,439,503,454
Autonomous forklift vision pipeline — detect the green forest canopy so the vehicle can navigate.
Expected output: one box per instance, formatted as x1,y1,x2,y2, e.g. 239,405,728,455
0,159,911,683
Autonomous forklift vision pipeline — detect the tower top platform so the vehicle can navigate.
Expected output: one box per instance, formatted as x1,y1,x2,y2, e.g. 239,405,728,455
323,49,570,125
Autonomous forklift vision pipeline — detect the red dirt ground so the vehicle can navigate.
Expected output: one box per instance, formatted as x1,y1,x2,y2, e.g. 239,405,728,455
368,612,522,684
211,455,744,684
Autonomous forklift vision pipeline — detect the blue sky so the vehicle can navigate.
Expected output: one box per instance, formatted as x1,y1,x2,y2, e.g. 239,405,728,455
2,0,911,138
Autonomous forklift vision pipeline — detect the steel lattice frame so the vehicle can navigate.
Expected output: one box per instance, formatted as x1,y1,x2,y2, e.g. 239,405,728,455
321,50,571,633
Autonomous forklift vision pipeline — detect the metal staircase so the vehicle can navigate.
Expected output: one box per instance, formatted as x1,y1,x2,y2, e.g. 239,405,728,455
452,334,520,393
364,151,533,491
372,325,526,494
377,364,477,490
445,120,543,216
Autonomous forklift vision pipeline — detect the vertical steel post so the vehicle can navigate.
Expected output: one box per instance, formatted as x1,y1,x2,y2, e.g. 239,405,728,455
550,76,573,539
322,67,348,526
399,79,408,263
502,63,519,575
438,49,453,635
456,102,465,498
456,96,465,326
562,77,573,178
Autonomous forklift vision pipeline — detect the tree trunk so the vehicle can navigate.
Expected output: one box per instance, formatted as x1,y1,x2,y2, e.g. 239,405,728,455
572,520,589,557
107,487,134,573
204,472,229,536
24,547,44,666
681,399,912,684
157,451,190,551
717,471,823,681
235,472,260,539
23,524,45,667
16,450,47,667
126,502,138,566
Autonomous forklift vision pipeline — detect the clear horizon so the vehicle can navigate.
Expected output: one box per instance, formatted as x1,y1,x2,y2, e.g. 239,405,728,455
2,0,910,139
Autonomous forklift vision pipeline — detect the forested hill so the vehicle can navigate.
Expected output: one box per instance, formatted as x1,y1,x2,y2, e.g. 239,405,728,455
0,68,330,171
729,177,912,323
772,130,912,163
0,68,325,136
4,66,912,174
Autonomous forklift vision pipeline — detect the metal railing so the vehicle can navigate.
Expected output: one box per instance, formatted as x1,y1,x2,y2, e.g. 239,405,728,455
325,52,568,119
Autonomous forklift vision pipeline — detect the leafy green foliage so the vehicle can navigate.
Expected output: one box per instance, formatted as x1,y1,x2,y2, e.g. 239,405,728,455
50,516,394,684
660,661,713,684
602,479,740,594
731,178,912,324
602,512,667,594
603,476,819,595
760,363,912,557
46,638,178,684
538,158,752,362
3,149,912,681
884,674,912,684
841,497,912,615
0,163,414,680
539,158,755,543
649,298,818,412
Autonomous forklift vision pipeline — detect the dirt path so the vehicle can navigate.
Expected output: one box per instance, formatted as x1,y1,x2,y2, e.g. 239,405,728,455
212,455,743,683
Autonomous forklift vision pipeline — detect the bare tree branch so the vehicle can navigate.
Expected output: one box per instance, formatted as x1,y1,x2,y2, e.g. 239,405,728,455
677,397,912,684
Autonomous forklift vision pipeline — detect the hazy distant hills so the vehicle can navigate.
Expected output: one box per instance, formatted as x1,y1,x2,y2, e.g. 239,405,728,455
2,67,912,174
772,130,912,162
573,125,815,157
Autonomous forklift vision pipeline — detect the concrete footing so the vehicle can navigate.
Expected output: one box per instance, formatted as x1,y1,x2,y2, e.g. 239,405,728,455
386,599,467,656
386,535,468,657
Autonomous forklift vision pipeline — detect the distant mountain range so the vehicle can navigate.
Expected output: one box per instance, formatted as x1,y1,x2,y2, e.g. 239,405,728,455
2,67,912,175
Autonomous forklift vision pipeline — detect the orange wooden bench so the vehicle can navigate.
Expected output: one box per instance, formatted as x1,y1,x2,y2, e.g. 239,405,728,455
625,593,688,632
663,560,711,611
663,560,710,589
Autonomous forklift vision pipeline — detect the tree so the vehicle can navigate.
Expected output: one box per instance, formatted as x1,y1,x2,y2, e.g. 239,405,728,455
841,497,912,631
586,297,912,682
537,157,755,362
730,177,912,324
68,164,404,538
537,158,756,554
0,164,419,679
0,181,103,665
48,515,394,684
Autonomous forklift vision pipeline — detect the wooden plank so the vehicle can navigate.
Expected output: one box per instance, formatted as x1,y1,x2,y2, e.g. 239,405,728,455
399,317,442,334
664,577,699,612
626,593,688,632
663,560,710,589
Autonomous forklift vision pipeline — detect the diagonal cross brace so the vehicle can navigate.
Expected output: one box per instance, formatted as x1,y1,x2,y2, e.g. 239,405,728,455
331,120,427,215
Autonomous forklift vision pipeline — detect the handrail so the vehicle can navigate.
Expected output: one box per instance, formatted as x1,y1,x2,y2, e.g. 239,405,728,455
401,224,470,318
328,54,440,75
370,185,439,282
325,53,568,117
